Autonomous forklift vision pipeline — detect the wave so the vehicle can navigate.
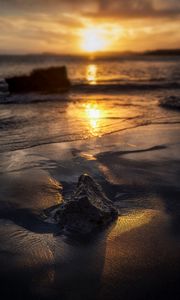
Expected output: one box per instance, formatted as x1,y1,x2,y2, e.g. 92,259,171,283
0,92,70,105
73,82,180,93
80,77,170,84
0,81,180,104
0,119,180,154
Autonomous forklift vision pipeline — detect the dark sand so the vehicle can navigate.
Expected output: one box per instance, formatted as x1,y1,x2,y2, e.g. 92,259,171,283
0,122,179,300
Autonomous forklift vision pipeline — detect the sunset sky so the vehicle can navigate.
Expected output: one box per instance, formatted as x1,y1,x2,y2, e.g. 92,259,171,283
0,0,180,54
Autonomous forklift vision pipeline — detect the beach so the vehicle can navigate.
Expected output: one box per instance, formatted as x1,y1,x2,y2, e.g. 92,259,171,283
0,55,180,299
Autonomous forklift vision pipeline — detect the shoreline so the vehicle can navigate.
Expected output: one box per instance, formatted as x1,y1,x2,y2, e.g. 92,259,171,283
0,122,180,298
0,57,180,299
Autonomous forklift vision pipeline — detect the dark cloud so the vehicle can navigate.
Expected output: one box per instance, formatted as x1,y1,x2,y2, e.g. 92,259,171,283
0,0,180,18
97,0,180,19
0,0,96,15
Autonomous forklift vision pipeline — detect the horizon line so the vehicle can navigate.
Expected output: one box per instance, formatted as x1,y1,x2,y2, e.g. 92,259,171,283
0,48,180,56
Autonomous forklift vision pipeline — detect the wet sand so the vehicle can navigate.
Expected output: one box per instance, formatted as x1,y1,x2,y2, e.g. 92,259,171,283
0,122,180,299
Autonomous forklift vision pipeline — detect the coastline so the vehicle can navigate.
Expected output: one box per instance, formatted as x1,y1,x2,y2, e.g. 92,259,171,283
0,54,180,299
0,122,179,299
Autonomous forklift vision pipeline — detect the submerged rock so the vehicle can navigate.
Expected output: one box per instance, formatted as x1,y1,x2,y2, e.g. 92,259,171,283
6,66,71,93
44,174,118,234
160,96,180,110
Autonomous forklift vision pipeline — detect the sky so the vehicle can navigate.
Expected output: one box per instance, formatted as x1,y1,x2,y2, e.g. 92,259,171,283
0,0,180,54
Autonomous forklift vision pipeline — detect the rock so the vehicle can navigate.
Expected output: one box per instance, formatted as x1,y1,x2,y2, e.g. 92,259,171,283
44,174,118,234
160,96,180,110
6,66,71,93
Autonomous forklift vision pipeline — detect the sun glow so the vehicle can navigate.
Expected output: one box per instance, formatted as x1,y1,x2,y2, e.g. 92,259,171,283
81,28,108,52
85,103,101,120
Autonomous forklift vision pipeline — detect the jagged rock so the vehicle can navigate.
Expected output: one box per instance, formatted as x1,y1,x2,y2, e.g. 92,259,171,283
6,66,71,93
44,174,118,234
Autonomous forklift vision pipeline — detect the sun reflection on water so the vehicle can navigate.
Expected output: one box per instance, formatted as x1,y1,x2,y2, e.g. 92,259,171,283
86,64,97,85
67,99,112,137
83,102,105,136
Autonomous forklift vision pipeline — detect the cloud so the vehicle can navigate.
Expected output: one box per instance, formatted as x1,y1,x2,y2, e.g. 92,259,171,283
0,0,97,16
0,0,179,53
0,0,180,19
96,0,180,19
0,12,83,53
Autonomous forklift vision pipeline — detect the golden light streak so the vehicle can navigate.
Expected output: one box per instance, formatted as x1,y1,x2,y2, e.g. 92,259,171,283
86,64,97,85
83,102,105,136
67,100,108,137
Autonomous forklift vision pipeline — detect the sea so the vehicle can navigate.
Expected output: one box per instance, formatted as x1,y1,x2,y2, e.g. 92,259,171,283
0,54,180,300
0,54,180,152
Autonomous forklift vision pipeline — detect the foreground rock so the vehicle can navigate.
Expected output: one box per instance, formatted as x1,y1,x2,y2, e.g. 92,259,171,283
44,174,118,234
6,66,71,93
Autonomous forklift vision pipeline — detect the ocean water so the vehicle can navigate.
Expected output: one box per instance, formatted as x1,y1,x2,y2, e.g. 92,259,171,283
0,55,180,300
0,55,180,152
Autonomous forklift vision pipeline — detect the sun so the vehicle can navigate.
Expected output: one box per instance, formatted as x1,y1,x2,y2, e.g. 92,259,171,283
81,28,108,53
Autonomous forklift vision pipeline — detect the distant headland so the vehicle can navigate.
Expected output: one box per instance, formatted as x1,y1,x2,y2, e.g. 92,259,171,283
0,49,180,58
